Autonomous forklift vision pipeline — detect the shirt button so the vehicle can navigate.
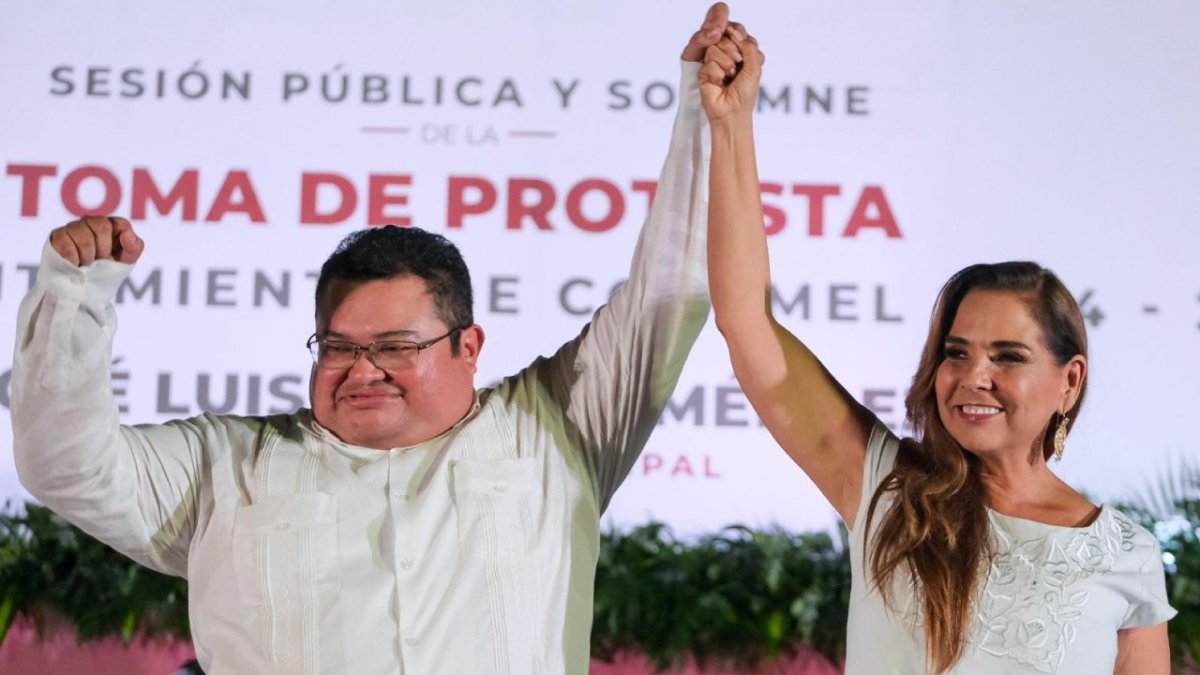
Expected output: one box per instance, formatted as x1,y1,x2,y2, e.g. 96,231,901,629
392,491,408,502
404,636,419,647
400,559,414,570
492,485,507,493
274,522,291,532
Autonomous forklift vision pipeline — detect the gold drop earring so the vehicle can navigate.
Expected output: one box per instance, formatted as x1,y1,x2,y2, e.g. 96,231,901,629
1052,414,1070,462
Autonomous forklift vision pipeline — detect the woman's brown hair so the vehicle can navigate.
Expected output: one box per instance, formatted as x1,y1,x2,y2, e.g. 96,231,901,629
864,261,1088,673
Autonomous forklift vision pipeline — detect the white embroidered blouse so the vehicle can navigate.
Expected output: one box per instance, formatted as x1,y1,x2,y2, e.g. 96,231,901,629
845,424,1176,674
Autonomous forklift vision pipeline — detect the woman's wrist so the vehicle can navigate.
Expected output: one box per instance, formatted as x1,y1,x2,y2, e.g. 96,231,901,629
710,114,755,142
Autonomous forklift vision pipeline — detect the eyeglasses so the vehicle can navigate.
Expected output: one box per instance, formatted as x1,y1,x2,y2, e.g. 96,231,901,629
306,327,468,370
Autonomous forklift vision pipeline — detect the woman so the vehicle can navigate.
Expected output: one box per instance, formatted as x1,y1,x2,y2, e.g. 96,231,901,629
699,23,1175,675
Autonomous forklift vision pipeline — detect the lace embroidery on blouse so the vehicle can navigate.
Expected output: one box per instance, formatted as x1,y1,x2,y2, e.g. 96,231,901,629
971,508,1137,673
892,509,1137,674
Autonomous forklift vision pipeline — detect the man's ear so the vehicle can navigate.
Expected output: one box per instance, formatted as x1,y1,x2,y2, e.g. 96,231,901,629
458,325,485,367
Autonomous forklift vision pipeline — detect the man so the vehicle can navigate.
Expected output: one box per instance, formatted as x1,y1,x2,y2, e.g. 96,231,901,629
12,5,732,673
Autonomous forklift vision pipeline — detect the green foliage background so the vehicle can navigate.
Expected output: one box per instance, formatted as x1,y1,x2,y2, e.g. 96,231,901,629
2,482,1199,671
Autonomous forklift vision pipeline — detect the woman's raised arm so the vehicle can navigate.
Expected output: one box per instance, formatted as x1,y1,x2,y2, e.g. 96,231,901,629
701,25,875,524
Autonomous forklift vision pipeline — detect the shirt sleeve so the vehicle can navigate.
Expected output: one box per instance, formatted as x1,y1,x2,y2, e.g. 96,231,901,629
10,239,203,577
515,60,711,512
1120,537,1177,629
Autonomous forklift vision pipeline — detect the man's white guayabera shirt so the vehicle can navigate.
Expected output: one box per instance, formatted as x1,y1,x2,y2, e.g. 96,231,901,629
12,62,712,675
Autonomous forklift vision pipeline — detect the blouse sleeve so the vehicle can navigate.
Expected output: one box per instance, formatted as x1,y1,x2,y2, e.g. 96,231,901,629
1120,537,1177,629
850,421,901,533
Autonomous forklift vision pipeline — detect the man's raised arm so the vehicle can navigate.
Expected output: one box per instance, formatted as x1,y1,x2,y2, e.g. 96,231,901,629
523,4,734,510
12,216,200,576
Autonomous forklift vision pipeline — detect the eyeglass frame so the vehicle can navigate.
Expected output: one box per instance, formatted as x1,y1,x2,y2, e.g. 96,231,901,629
305,326,469,370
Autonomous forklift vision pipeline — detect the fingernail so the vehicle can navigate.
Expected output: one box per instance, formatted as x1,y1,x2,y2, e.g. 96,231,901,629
731,27,747,41
734,50,743,63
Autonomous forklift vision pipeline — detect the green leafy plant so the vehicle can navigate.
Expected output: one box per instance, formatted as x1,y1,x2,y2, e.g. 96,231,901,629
591,522,850,670
1118,459,1200,669
0,501,189,647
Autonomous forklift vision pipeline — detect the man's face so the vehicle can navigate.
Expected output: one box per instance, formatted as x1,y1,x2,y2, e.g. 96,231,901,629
310,275,482,449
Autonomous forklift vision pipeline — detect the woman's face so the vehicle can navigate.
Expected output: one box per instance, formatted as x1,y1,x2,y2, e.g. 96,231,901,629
934,289,1085,460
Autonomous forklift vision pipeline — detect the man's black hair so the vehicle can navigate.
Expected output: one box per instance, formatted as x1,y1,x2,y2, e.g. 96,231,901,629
314,225,473,353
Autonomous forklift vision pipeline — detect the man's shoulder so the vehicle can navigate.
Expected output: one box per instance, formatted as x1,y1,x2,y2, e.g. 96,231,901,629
477,354,568,408
163,409,311,447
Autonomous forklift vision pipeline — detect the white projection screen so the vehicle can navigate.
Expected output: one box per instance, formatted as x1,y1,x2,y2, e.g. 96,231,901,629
1,1,1197,536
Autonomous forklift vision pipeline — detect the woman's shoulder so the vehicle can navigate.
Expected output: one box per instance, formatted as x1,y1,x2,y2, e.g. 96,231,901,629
864,421,904,485
1097,506,1164,559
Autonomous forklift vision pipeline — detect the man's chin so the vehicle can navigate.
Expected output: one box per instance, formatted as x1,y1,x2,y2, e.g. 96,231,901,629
340,426,405,451
322,409,408,449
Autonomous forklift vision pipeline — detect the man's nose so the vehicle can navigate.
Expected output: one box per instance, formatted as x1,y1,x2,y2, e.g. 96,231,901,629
345,348,386,380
